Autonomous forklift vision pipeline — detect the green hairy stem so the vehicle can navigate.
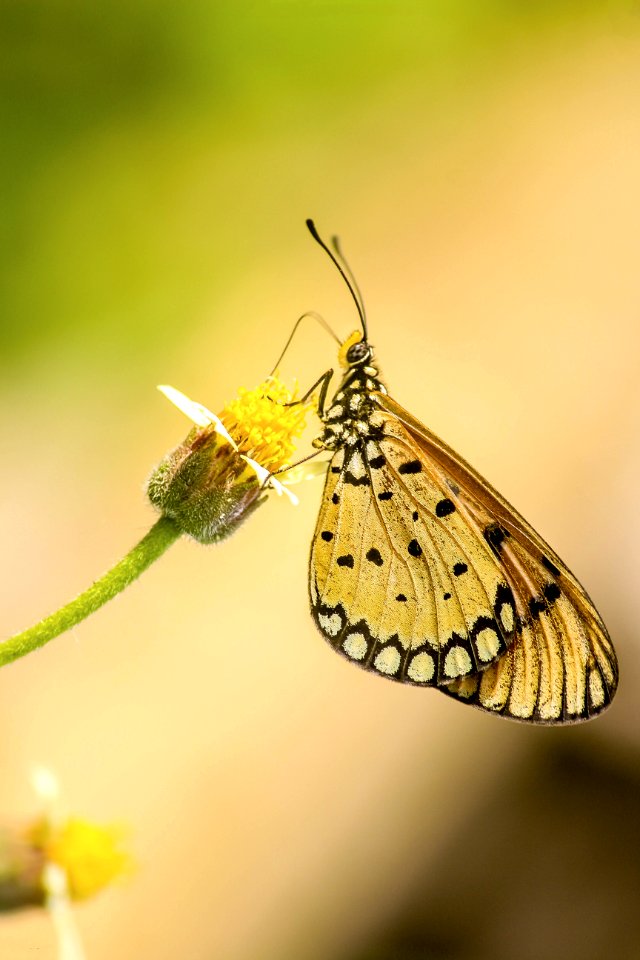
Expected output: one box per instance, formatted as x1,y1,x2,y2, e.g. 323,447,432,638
0,517,180,668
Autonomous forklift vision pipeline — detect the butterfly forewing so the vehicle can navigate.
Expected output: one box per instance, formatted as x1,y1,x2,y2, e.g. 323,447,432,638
310,385,518,688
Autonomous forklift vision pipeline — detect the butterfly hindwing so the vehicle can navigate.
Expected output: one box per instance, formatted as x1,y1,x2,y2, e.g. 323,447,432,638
375,392,618,722
443,535,616,722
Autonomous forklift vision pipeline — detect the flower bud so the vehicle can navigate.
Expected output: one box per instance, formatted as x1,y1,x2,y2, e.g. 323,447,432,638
147,424,266,544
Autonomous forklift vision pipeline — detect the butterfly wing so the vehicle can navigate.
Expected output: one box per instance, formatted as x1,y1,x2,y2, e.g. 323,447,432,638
374,393,618,722
310,411,521,688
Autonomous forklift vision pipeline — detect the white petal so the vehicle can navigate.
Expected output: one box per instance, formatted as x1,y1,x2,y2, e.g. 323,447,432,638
157,385,237,448
241,456,299,506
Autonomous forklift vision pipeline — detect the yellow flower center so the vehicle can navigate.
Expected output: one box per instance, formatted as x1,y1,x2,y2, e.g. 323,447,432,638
219,375,312,473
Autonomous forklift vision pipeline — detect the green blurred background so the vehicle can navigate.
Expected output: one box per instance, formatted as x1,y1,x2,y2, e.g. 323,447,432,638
1,2,639,958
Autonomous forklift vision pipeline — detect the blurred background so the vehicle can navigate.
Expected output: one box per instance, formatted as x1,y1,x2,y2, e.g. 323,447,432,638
1,1,639,957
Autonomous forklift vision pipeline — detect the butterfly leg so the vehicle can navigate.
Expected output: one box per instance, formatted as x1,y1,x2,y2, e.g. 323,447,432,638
281,368,335,418
268,446,328,480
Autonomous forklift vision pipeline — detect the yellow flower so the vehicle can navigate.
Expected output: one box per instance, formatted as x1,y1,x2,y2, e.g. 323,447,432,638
43,818,130,901
148,374,314,544
219,376,311,474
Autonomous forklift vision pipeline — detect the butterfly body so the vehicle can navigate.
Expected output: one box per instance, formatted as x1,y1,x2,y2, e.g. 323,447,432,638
304,220,617,723
319,364,386,457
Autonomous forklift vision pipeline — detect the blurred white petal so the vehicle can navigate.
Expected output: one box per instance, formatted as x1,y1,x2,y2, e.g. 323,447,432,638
42,864,86,960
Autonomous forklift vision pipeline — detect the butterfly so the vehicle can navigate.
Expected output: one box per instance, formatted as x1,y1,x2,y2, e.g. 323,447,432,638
305,219,618,723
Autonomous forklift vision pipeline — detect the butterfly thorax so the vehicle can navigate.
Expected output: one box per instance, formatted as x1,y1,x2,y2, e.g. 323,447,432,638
319,364,387,452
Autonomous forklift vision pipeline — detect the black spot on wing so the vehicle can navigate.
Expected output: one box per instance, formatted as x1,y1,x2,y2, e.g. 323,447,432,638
344,472,371,487
337,554,354,568
396,593,407,602
529,597,547,619
412,510,419,521
528,582,562,620
331,466,341,474
366,547,384,566
369,455,386,469
484,523,510,554
443,592,451,600
543,581,561,603
435,498,455,517
378,491,393,501
453,562,468,577
408,538,422,558
398,459,422,474
495,583,515,607
541,554,562,577
332,493,340,504
321,531,333,542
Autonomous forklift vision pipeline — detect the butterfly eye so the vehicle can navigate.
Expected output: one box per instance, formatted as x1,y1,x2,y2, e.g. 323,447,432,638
345,341,371,365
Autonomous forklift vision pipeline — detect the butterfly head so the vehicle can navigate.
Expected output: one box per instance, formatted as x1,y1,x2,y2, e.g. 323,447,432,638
338,330,374,370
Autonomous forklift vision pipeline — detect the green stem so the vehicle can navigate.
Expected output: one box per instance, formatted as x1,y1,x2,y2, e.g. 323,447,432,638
1,516,181,668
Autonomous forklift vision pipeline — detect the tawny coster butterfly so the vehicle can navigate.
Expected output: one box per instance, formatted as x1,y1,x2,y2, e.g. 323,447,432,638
303,219,617,723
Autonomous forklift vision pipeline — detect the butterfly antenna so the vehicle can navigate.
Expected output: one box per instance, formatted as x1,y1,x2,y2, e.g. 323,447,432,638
330,233,368,335
269,310,341,376
306,219,369,342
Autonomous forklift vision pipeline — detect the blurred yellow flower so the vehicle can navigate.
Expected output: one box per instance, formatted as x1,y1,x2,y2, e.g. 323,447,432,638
1,765,131,960
42,817,130,901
